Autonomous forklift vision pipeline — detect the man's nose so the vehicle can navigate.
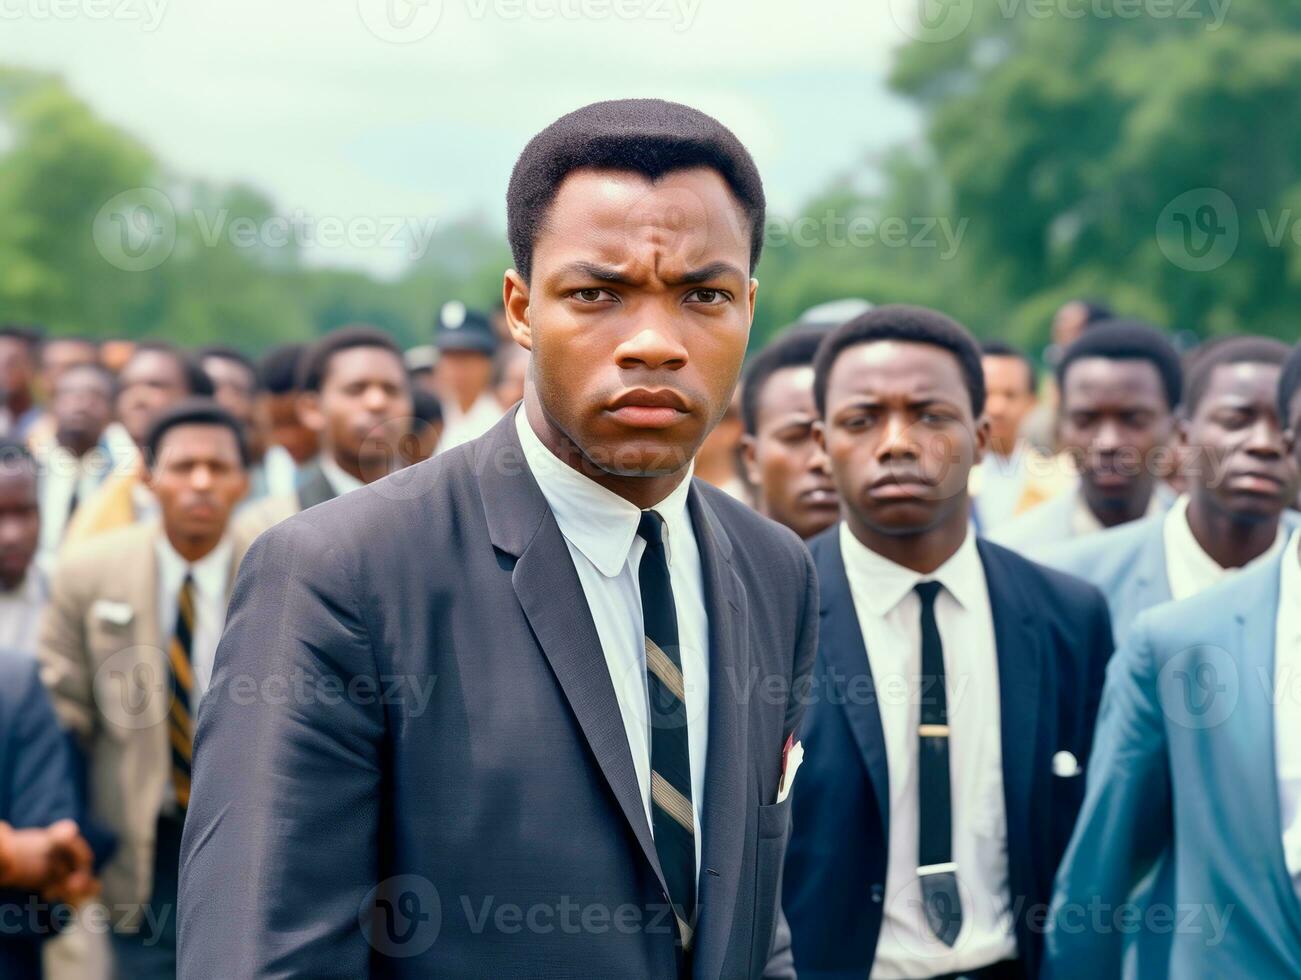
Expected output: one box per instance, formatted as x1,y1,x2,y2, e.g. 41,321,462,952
613,325,688,372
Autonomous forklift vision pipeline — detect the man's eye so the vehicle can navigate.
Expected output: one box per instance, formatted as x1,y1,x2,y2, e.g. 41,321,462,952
573,288,614,303
685,288,728,305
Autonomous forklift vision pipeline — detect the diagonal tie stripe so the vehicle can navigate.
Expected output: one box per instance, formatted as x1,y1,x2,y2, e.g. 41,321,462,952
651,770,695,835
170,575,196,810
645,637,686,704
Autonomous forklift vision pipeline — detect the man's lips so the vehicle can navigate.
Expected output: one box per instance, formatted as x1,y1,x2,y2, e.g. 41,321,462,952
606,389,691,430
1225,471,1287,495
798,487,840,508
867,475,934,500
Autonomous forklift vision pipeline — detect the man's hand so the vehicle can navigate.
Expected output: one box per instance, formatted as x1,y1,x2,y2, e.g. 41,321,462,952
0,819,99,902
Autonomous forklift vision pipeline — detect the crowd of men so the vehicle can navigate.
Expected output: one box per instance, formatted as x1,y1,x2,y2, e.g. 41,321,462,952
1,96,1300,980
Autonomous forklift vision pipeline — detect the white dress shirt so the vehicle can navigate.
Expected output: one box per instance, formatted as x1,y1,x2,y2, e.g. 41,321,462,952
1275,530,1301,900
38,443,112,562
438,392,505,454
319,454,366,497
516,408,710,882
154,534,234,707
974,444,1030,531
0,565,48,658
1163,495,1288,601
839,522,1016,979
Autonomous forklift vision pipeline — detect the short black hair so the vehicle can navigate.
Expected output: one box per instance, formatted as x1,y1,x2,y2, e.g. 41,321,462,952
1055,319,1182,410
980,339,1037,392
297,326,406,393
741,326,828,435
1182,336,1291,417
38,334,98,360
1068,300,1114,328
812,305,986,417
259,343,308,395
0,324,42,349
0,437,37,483
411,387,444,429
124,341,215,398
143,398,250,469
506,99,765,282
198,345,261,391
1279,344,1301,430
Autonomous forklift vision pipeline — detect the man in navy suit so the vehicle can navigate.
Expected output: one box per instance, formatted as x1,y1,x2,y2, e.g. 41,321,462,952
1047,341,1301,979
180,100,816,979
782,306,1114,980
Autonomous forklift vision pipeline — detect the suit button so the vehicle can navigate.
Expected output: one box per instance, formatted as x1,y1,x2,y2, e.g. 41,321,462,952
870,884,884,904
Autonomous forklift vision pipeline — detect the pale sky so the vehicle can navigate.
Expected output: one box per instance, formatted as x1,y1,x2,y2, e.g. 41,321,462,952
0,0,924,275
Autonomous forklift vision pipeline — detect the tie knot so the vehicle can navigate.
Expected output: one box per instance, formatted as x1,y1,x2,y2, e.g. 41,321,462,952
637,510,666,548
914,580,943,607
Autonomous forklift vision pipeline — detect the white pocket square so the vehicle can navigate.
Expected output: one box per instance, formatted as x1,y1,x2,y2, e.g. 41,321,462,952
92,599,134,626
1052,750,1081,778
778,740,804,803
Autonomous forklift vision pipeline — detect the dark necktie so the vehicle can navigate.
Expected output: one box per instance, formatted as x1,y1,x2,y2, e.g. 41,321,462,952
169,574,196,810
915,580,963,946
637,510,696,954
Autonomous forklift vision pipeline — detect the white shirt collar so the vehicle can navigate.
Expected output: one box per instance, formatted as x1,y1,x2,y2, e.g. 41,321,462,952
154,531,234,599
515,406,694,578
1164,494,1289,601
1280,529,1301,639
838,520,986,617
319,454,366,497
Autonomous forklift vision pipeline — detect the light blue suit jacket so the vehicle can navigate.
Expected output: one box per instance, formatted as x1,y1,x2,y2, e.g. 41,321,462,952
1040,509,1301,644
1047,553,1301,978
989,482,1176,563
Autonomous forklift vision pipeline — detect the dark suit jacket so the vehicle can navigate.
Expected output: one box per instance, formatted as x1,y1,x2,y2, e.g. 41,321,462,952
782,530,1114,980
0,650,79,980
294,459,337,512
178,409,819,979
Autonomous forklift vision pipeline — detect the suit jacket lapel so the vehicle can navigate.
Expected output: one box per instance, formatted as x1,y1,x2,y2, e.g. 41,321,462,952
978,541,1045,891
476,412,669,902
815,531,890,840
295,461,336,511
687,487,749,980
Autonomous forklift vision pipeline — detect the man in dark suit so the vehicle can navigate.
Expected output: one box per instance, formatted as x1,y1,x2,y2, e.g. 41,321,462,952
782,306,1114,980
179,99,817,979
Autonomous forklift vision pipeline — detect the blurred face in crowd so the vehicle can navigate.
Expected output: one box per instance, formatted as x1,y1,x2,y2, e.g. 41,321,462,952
299,346,413,483
495,347,529,410
1182,362,1298,525
116,350,192,448
40,339,98,395
0,335,34,411
819,340,986,548
0,460,39,590
1058,357,1174,525
504,167,755,493
1052,301,1092,349
146,424,249,554
982,354,1037,457
742,365,838,540
435,350,494,413
265,391,318,465
203,354,265,460
52,365,113,457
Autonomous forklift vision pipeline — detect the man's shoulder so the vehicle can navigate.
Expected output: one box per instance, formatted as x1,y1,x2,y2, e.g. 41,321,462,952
1133,553,1281,650
1039,513,1162,582
979,536,1109,621
986,488,1075,552
692,478,809,570
54,521,155,583
0,649,41,714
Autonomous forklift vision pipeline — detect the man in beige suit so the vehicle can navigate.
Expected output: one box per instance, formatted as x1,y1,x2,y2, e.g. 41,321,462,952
39,400,252,980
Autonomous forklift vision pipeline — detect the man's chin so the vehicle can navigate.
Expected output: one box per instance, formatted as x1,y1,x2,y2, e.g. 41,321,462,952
577,435,697,479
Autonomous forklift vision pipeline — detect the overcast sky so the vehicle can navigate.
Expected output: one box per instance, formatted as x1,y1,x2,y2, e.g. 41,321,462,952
0,0,924,275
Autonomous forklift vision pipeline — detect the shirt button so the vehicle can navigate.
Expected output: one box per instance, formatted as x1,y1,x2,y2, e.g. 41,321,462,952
870,883,884,904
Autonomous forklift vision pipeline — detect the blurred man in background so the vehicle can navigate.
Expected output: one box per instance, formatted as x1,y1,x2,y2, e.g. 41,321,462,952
197,346,295,502
407,387,444,465
237,326,413,534
63,343,215,549
739,326,839,540
433,301,502,453
991,320,1180,557
40,400,251,980
971,340,1072,531
36,364,115,567
694,388,749,501
255,343,318,467
0,326,41,440
0,441,45,658
494,342,529,410
24,337,101,453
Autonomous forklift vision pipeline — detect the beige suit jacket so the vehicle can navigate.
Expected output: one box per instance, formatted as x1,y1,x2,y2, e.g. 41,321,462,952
37,521,250,927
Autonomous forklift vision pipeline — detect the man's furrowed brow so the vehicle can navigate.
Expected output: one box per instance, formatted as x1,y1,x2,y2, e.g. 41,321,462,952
554,262,636,285
671,261,748,286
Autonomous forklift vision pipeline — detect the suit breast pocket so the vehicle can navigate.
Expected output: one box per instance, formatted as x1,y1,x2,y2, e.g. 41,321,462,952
749,796,793,974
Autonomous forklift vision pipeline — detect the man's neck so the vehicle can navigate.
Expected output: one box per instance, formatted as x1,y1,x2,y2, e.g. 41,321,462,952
1186,494,1281,569
523,397,689,511
57,434,98,459
845,504,969,576
165,529,223,565
1087,487,1153,529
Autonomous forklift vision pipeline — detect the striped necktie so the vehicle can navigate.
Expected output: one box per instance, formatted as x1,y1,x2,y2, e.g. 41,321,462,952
169,574,196,810
637,510,696,955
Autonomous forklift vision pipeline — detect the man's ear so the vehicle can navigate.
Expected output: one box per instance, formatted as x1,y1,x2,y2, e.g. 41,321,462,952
141,461,156,494
740,433,760,488
973,415,991,468
504,271,533,352
297,391,325,434
747,278,759,327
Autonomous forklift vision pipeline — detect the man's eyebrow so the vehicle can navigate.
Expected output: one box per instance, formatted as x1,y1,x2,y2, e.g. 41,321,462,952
669,261,748,286
554,262,637,285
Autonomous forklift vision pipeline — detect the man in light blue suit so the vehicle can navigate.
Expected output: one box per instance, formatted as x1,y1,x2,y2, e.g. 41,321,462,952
1047,343,1301,979
991,320,1181,560
1042,336,1300,643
